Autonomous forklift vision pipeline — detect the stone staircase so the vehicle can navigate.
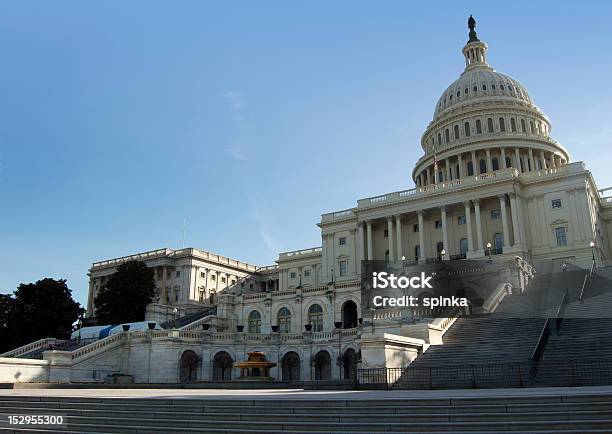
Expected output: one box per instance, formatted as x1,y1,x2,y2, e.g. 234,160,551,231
1,391,612,433
159,306,217,330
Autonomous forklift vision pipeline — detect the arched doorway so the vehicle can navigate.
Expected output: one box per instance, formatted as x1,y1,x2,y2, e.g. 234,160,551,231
212,351,233,381
341,300,358,329
281,351,300,381
342,348,357,380
179,350,199,383
314,350,331,380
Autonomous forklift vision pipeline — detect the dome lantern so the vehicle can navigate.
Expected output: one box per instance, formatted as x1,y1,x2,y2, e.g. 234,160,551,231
462,16,488,70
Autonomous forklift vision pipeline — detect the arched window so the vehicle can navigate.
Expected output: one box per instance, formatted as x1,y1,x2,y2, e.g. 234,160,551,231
482,84,487,91
521,119,526,132
530,121,535,133
494,233,504,251
212,351,233,381
281,352,300,381
455,164,460,177
454,125,460,140
476,119,482,134
445,129,450,143
314,350,331,380
479,159,487,174
277,307,291,333
505,156,512,169
437,132,441,144
492,157,499,171
414,245,420,261
341,300,358,329
459,238,469,255
487,118,494,133
467,161,474,176
464,122,470,137
308,304,324,332
510,118,517,132
248,310,261,333
499,117,506,132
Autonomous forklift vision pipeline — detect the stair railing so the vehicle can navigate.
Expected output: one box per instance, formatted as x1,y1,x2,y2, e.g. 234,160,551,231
531,318,551,368
579,261,596,303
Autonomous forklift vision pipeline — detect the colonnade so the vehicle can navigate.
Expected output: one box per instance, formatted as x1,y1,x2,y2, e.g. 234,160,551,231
357,193,523,262
416,147,566,186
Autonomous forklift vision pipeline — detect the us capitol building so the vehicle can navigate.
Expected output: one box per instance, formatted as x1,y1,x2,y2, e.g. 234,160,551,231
24,18,612,384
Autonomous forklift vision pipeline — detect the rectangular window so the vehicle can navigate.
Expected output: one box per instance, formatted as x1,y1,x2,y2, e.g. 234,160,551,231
491,209,501,220
176,270,181,278
339,237,346,245
435,220,442,229
221,276,226,283
290,272,296,279
339,260,348,277
555,227,567,246
211,275,216,281
304,269,311,277
552,199,562,209
413,224,419,232
458,215,466,225
231,279,236,285
200,271,206,278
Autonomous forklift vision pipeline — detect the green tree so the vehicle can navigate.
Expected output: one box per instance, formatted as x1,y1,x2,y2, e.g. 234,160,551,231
9,279,83,348
94,260,156,325
0,293,15,353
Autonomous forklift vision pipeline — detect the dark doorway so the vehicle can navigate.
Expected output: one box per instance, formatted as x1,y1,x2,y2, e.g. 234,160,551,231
212,351,233,381
342,348,358,380
281,351,300,381
179,350,199,383
314,350,331,380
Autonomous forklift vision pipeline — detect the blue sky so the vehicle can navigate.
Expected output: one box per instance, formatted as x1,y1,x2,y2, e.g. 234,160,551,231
1,1,611,307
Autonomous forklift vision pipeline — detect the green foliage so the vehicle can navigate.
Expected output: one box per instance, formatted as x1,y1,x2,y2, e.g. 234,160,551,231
93,260,156,325
1,279,83,353
0,294,15,353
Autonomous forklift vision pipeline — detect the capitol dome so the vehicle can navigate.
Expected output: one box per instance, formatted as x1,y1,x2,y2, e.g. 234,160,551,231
433,69,533,121
412,16,569,186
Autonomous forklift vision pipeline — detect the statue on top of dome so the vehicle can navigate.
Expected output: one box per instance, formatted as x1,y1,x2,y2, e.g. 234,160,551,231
468,15,479,43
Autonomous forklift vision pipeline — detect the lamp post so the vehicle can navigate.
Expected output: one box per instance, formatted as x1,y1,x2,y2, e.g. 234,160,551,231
172,307,178,329
486,242,492,261
590,241,596,265
440,249,446,261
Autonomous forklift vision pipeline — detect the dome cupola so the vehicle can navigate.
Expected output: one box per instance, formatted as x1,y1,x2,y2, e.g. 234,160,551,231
411,16,570,186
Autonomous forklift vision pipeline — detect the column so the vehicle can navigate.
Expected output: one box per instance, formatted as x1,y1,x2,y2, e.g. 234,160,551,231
419,173,424,186
321,234,328,281
471,150,477,175
417,211,426,260
433,163,438,184
528,148,534,171
486,148,492,173
366,220,373,260
515,147,521,172
395,215,403,260
499,194,510,249
387,217,395,261
162,266,167,303
87,279,94,315
509,193,521,246
458,153,464,178
440,206,449,258
500,147,506,168
445,158,451,181
474,199,483,251
427,167,432,185
550,153,557,168
358,222,365,263
464,201,473,252
540,150,547,170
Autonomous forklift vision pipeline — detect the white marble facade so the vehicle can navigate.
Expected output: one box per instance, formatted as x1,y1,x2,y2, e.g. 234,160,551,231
72,21,612,384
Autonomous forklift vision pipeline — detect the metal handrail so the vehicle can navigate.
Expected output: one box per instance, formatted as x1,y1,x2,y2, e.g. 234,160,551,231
531,318,551,365
579,261,596,303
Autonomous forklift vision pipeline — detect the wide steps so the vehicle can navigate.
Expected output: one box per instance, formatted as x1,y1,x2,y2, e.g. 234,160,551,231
1,394,612,433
